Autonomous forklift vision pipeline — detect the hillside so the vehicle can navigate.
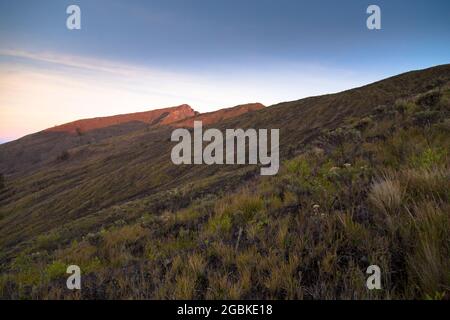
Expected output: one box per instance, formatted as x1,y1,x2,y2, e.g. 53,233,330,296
0,64,449,299
0,104,195,177
0,103,263,177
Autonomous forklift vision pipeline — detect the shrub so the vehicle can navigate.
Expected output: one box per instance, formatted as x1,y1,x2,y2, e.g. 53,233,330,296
410,148,447,170
206,212,232,237
394,100,417,115
235,195,264,224
35,232,61,251
353,117,373,130
45,261,67,280
413,111,440,127
417,91,441,108
11,254,41,286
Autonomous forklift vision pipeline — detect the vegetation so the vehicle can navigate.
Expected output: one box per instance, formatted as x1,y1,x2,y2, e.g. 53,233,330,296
1,83,449,299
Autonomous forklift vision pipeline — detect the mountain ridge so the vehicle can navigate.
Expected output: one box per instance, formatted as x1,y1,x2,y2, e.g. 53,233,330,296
0,102,265,176
171,103,265,127
44,104,196,135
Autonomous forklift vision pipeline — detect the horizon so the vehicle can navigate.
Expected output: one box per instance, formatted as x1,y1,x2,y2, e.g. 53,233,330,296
1,0,450,142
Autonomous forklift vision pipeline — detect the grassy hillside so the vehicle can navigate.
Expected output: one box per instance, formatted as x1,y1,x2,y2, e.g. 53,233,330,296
0,65,449,299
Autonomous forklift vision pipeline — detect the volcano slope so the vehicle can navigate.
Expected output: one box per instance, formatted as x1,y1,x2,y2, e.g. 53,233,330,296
0,64,449,299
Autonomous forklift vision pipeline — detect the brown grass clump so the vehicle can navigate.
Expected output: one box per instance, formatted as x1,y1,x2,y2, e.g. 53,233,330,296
369,175,403,215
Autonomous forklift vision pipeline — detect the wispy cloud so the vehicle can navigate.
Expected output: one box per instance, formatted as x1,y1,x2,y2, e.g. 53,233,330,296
0,48,182,78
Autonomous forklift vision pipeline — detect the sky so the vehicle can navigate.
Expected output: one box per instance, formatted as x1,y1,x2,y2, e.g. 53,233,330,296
0,0,449,142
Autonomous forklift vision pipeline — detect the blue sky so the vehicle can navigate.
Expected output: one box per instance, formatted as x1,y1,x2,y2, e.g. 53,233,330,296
0,0,449,142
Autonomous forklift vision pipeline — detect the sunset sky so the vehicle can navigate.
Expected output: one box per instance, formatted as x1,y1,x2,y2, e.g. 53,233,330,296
1,0,449,142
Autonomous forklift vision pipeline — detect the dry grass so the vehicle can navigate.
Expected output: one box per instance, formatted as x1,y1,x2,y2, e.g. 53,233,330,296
406,202,450,298
368,175,403,215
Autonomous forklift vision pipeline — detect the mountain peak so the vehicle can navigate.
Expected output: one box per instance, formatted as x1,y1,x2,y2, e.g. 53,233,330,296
44,104,196,134
172,102,265,127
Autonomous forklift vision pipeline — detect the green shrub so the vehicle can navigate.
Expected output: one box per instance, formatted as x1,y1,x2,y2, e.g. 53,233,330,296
11,254,41,286
411,148,447,169
45,261,67,280
35,232,61,251
206,213,232,236
413,111,440,127
235,195,264,224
